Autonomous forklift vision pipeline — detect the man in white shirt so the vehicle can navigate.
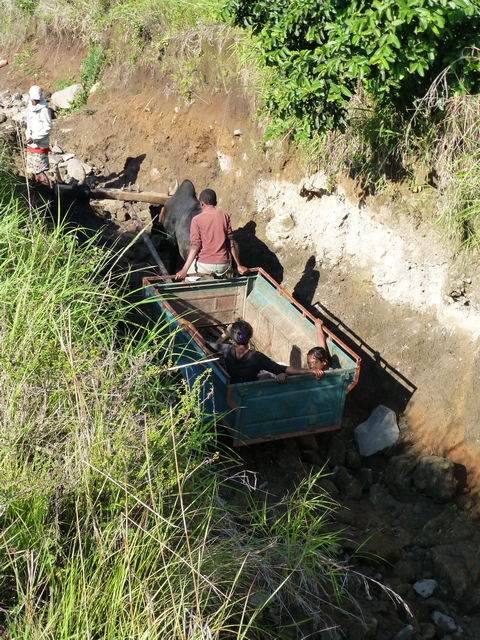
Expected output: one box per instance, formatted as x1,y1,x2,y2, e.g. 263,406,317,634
26,85,52,186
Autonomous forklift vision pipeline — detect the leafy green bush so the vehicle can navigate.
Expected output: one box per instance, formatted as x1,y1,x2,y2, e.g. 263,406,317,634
80,41,106,87
58,42,106,110
221,0,480,138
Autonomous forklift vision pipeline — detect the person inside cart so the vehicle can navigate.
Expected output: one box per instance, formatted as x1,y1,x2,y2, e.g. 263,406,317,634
205,320,324,384
306,346,333,378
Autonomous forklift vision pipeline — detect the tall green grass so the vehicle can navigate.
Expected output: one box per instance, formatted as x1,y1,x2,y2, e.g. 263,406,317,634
427,94,480,254
0,166,352,638
1,0,225,46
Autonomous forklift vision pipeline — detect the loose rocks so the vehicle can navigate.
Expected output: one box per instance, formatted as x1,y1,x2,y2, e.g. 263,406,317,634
413,579,438,598
413,455,458,503
354,405,399,457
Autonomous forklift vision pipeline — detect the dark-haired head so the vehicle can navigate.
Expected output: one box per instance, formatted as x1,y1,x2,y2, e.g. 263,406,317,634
199,188,217,206
230,320,253,346
307,346,331,370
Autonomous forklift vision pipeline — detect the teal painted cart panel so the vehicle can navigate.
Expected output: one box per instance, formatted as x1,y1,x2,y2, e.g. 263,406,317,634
143,270,360,445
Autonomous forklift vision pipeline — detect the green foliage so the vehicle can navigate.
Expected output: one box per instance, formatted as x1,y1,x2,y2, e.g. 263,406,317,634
51,75,76,92
80,41,106,88
221,0,480,137
61,42,107,110
12,43,39,76
431,93,480,253
12,0,38,13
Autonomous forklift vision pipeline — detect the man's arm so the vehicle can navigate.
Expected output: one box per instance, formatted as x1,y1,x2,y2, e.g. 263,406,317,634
285,366,324,380
230,244,248,275
175,245,199,280
255,352,324,383
317,319,327,351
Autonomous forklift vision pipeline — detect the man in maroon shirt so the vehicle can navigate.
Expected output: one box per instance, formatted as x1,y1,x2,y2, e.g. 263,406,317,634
175,189,248,280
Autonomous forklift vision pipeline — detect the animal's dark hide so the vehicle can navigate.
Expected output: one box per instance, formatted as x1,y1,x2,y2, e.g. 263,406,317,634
33,184,107,244
150,178,201,273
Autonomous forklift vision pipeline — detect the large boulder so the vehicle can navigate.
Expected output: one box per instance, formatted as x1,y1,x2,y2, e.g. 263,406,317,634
51,84,85,109
342,530,401,564
11,108,28,123
385,455,417,501
354,405,399,457
413,455,457,503
428,542,480,599
65,158,86,185
419,509,477,547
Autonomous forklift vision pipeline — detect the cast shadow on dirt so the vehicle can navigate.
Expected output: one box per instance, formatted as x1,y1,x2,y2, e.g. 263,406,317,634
100,154,147,188
292,256,320,307
290,257,416,419
315,300,417,418
234,221,284,283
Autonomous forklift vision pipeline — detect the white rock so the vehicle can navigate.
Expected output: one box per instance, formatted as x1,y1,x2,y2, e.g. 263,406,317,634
299,170,329,194
266,213,296,245
48,154,63,165
101,200,124,215
89,82,101,95
11,109,28,123
51,84,85,109
217,151,232,171
431,610,456,633
66,158,86,183
81,163,94,175
354,405,399,457
413,579,438,598
233,128,244,136
51,144,64,154
62,153,75,162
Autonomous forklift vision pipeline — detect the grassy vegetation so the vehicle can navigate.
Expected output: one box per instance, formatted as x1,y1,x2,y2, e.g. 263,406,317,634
0,159,355,638
1,0,225,49
413,89,480,254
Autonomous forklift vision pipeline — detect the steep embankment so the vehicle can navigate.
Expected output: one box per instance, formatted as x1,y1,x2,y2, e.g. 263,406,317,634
2,36,480,483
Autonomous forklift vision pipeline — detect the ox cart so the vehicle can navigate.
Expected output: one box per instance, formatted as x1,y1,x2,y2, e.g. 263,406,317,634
143,269,361,446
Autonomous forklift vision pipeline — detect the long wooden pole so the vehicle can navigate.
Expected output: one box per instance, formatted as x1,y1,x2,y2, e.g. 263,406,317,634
56,184,170,205
125,203,169,276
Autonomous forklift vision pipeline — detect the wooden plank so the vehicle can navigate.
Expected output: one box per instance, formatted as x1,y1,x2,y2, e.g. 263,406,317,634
124,203,169,276
56,184,170,204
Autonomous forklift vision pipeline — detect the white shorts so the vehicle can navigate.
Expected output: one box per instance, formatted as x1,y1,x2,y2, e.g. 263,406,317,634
187,259,231,281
